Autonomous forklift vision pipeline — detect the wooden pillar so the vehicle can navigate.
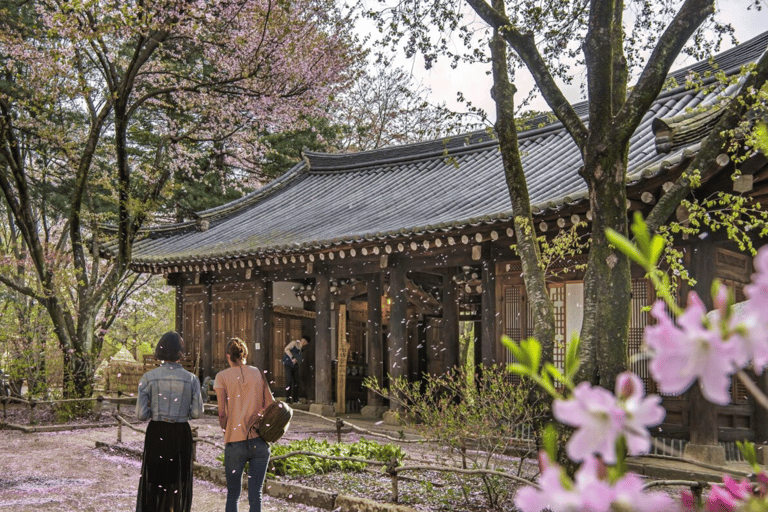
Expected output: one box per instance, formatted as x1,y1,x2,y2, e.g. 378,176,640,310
202,279,213,381
684,239,725,464
442,272,460,371
315,273,333,405
388,265,408,410
252,274,270,372
367,273,384,407
174,280,183,335
481,258,497,367
754,372,768,444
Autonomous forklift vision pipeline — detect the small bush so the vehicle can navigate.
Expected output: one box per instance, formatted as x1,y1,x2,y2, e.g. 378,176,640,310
217,437,406,478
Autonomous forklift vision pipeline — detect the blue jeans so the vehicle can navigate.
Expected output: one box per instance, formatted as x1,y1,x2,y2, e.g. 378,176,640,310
224,437,270,512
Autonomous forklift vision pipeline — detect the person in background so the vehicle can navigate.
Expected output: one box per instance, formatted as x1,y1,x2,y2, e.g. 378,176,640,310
135,331,203,512
215,337,274,512
282,335,310,403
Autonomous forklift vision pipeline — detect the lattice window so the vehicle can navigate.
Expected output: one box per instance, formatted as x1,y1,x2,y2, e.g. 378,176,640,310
628,279,654,393
722,280,749,404
504,286,523,365
549,284,566,373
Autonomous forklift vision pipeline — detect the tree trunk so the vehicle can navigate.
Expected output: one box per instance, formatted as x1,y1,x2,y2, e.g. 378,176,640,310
490,20,555,362
579,152,631,390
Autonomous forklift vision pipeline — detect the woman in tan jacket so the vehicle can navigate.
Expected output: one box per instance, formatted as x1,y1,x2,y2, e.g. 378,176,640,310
214,337,274,512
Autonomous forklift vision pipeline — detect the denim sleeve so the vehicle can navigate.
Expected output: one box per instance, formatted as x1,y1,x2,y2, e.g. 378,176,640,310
190,375,203,419
136,374,151,421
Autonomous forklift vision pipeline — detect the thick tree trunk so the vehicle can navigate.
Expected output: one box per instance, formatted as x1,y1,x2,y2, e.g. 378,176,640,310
579,153,631,390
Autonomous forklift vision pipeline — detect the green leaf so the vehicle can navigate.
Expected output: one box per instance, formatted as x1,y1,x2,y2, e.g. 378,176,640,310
630,211,651,254
648,234,666,268
508,363,532,376
501,336,527,366
736,440,760,471
544,363,566,385
521,337,541,372
542,423,558,462
565,334,581,382
605,228,647,268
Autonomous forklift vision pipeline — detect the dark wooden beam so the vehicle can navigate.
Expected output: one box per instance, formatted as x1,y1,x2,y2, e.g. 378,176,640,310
688,239,719,446
389,263,408,411
202,279,213,381
442,273,460,371
252,275,270,372
314,273,333,405
367,273,384,407
481,255,497,366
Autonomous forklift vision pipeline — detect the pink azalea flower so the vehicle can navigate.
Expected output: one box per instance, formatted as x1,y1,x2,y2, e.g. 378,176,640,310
553,373,664,463
738,248,768,372
514,455,674,512
705,475,754,512
553,383,625,463
645,292,739,405
615,372,665,456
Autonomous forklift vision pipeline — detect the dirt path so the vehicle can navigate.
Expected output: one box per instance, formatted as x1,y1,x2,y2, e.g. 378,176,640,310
0,425,324,512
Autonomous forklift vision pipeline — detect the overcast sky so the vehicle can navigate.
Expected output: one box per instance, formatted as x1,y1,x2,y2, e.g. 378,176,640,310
376,0,768,122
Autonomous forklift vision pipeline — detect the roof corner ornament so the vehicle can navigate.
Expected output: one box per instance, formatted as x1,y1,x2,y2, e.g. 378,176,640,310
301,146,312,170
196,218,209,232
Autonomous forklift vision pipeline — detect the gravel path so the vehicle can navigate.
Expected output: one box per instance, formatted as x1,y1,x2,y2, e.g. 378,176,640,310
0,418,326,512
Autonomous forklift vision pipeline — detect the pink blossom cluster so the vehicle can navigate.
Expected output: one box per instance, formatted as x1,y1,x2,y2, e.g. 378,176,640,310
645,247,768,405
681,474,768,511
552,372,665,464
515,454,673,512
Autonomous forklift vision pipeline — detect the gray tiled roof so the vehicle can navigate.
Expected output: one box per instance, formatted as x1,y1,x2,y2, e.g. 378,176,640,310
128,31,768,267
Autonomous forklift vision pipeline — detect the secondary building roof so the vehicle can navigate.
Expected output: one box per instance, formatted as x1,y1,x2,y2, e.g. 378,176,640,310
126,31,768,270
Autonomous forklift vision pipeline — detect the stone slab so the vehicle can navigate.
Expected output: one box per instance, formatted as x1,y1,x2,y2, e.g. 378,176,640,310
683,443,727,466
309,404,336,417
264,480,336,510
361,405,389,419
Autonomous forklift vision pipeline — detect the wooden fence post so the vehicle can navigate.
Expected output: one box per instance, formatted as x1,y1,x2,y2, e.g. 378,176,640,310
28,399,36,425
387,457,399,503
117,391,123,443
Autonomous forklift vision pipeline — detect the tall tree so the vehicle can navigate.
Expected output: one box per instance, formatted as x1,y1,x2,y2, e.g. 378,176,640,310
0,0,360,397
370,0,768,389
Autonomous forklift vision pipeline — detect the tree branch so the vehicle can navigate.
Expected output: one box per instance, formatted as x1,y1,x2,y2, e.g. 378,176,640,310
646,46,768,233
615,0,715,139
462,0,588,148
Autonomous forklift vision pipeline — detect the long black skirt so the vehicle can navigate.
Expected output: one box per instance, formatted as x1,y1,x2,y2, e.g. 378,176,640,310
136,421,193,512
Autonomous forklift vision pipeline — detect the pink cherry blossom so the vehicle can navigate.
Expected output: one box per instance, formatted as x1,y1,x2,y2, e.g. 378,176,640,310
552,372,664,463
645,292,740,405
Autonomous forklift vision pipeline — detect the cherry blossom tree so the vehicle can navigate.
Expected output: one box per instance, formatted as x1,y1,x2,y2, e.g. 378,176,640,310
0,0,361,398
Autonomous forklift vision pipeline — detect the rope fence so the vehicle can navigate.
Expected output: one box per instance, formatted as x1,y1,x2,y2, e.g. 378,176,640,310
1,392,136,425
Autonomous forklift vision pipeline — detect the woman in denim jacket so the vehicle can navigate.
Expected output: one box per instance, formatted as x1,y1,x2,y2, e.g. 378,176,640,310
135,331,203,512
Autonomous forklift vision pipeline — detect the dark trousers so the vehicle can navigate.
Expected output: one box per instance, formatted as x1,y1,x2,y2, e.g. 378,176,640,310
284,364,300,402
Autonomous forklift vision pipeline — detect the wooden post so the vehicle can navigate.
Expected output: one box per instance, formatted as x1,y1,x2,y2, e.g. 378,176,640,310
481,257,497,367
315,273,333,405
336,304,349,414
367,273,384,407
116,391,122,443
202,280,213,382
442,273,460,371
252,275,270,371
389,265,408,410
684,239,725,465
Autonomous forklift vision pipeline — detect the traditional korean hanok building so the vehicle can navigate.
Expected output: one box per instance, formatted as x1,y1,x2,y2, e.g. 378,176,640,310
125,32,768,450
